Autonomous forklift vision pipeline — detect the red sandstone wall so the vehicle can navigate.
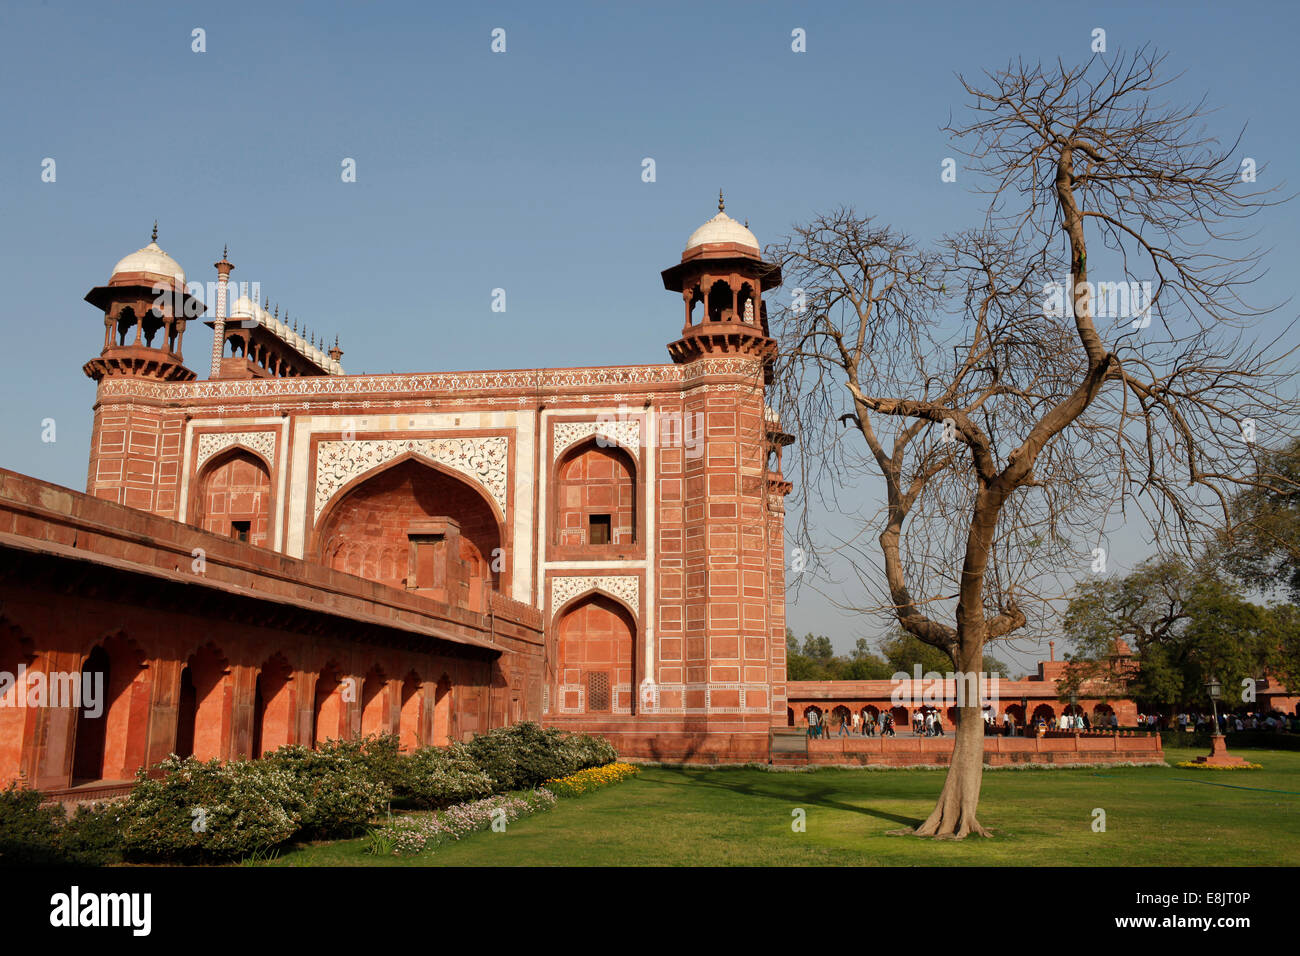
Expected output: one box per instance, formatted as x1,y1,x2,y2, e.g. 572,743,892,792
0,468,543,790
86,398,186,519
653,379,772,715
799,733,1165,767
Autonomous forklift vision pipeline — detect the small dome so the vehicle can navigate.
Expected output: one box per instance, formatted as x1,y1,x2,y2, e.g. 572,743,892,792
111,241,185,285
685,211,759,254
229,295,256,319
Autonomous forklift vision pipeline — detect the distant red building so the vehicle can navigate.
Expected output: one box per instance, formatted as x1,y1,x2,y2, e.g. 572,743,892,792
787,640,1141,734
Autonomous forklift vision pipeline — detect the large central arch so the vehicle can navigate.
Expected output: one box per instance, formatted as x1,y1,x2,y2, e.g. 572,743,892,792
315,457,505,596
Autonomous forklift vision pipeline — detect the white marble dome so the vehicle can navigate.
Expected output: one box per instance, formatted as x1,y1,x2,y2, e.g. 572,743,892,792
111,241,185,284
685,211,759,253
229,295,256,319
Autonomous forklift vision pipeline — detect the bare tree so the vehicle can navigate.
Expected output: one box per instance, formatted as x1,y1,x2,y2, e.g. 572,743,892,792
771,47,1296,838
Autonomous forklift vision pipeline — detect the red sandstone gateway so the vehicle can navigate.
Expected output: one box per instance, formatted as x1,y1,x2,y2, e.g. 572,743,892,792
1,205,800,797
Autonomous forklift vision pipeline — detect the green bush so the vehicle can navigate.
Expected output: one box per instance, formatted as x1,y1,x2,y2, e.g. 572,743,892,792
0,725,619,865
262,740,391,838
396,742,494,808
59,800,127,866
558,732,618,773
0,781,66,865
121,756,299,861
464,722,616,789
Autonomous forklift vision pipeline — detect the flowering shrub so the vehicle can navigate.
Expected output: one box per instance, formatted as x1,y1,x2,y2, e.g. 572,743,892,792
1175,760,1263,770
263,741,391,838
465,722,617,790
545,762,639,797
396,742,495,809
2,726,618,863
121,756,300,861
368,789,557,856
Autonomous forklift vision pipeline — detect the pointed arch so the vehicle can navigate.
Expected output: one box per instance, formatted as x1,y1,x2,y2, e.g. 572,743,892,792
176,643,231,762
553,437,638,550
314,456,506,595
432,673,453,746
314,448,508,533
554,593,636,716
253,652,294,758
313,661,346,746
398,671,423,751
72,632,148,782
360,664,389,738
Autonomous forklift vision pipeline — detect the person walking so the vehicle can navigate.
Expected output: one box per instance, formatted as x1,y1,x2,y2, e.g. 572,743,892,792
934,710,944,736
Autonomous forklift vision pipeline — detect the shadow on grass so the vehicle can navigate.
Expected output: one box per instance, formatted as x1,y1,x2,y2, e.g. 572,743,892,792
647,766,925,830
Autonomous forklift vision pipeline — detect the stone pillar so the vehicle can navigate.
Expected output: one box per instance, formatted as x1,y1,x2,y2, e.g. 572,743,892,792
210,252,233,378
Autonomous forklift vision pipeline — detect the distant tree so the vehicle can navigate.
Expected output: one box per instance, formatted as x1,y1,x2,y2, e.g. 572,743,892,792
800,633,834,662
1062,556,1280,708
981,655,1011,679
1220,437,1300,603
1268,603,1300,695
785,628,891,680
879,629,954,675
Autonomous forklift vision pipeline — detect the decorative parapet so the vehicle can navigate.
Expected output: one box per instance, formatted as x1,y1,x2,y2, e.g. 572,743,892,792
97,357,765,403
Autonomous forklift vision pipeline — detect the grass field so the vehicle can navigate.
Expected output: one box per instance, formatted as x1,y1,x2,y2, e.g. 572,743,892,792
266,745,1300,867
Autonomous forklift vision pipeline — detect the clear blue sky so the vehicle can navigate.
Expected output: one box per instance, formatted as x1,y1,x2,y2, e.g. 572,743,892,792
2,0,1296,670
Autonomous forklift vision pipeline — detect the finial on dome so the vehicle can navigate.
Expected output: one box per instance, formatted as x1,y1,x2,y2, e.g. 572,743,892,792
222,243,228,259
718,189,725,213
263,296,269,310
274,303,279,318
151,220,158,243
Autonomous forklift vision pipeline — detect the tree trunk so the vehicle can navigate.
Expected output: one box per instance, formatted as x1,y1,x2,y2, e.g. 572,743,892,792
913,698,990,838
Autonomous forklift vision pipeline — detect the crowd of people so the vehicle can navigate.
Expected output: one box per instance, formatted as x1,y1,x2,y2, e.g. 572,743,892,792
803,704,1300,739
1145,709,1300,733
802,706,951,739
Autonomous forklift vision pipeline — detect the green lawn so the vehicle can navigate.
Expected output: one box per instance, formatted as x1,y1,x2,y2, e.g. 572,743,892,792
266,745,1300,866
